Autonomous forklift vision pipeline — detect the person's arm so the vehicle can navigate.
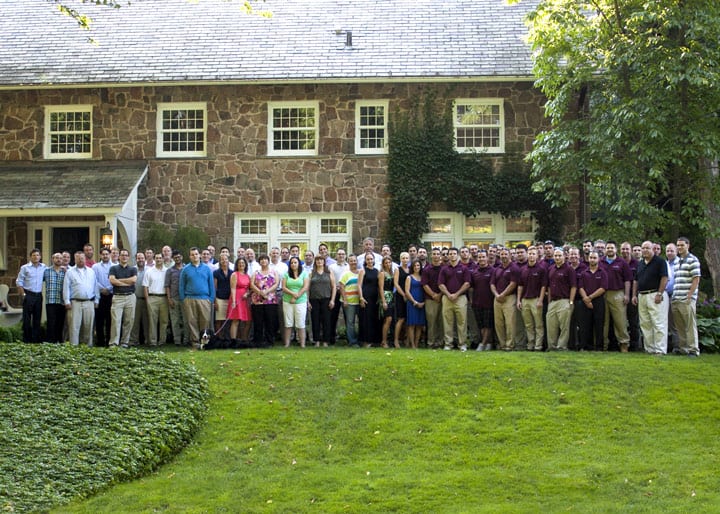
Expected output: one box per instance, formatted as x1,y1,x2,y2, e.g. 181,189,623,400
393,268,405,299
688,275,700,301
656,276,668,304
379,271,387,309
16,266,26,298
516,285,524,310
456,280,471,297
339,279,348,304
230,273,238,307
631,278,638,306
329,273,337,307
357,269,366,307
63,270,71,308
297,273,310,299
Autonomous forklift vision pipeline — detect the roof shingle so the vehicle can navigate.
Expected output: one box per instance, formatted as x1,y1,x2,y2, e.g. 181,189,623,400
0,0,538,87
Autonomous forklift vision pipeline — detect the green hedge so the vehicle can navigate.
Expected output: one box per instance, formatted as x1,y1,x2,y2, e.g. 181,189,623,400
0,344,209,512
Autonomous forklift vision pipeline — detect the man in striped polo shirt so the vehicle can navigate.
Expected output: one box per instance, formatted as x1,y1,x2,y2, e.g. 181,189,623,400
670,237,701,357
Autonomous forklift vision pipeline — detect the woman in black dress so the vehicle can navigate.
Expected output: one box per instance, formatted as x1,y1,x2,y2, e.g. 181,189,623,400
379,256,396,348
357,251,382,347
393,251,411,347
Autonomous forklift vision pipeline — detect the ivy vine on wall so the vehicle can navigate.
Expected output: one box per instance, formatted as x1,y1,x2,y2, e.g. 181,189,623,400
385,93,564,252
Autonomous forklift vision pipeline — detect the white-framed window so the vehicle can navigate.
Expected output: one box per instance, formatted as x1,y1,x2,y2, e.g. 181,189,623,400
234,213,352,255
44,105,93,159
267,101,319,156
453,99,505,154
423,211,535,249
355,100,388,154
156,102,207,158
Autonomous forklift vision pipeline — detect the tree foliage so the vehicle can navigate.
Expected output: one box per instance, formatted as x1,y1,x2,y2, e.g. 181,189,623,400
386,93,563,252
523,0,720,243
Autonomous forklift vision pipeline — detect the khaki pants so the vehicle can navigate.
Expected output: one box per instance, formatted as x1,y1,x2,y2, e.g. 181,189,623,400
110,294,136,346
183,298,212,345
442,295,468,347
425,297,444,347
168,298,187,345
130,297,149,345
604,290,629,349
70,300,95,346
521,297,544,350
639,292,668,354
671,299,699,355
547,299,573,350
493,294,516,350
147,295,169,345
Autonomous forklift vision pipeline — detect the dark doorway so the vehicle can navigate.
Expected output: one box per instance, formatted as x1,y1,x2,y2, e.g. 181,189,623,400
53,227,89,265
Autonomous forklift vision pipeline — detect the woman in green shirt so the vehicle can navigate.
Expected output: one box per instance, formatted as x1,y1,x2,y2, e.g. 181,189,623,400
281,256,310,348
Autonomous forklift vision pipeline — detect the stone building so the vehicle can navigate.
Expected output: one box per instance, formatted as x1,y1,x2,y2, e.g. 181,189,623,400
0,0,565,292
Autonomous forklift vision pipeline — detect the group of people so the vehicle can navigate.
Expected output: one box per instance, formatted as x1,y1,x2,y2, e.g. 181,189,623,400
13,235,702,356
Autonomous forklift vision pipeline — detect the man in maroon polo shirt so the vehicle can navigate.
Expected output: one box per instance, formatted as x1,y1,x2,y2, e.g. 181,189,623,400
516,246,547,351
600,241,632,352
490,248,519,351
578,251,608,351
546,248,577,350
471,251,495,351
421,247,445,349
568,247,587,350
621,241,641,351
438,248,471,351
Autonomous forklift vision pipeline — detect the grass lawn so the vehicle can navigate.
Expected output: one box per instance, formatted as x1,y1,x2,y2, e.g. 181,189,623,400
54,348,720,513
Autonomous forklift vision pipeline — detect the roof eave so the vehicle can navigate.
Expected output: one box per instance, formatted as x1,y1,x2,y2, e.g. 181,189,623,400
0,75,537,91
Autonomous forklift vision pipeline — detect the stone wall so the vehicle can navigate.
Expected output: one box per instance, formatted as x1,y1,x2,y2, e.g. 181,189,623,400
0,81,551,247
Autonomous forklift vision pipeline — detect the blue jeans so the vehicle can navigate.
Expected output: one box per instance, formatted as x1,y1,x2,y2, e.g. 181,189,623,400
343,303,359,346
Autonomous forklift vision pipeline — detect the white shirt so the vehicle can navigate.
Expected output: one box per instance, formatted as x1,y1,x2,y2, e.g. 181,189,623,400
63,266,98,304
143,265,168,295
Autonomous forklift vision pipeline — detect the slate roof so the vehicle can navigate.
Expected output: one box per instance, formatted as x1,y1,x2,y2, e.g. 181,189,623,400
0,0,538,87
0,161,147,210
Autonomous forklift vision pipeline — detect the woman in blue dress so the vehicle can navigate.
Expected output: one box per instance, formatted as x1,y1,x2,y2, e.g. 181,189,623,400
404,259,426,349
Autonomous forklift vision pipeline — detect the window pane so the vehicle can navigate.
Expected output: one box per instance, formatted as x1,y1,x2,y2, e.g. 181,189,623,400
506,216,533,233
240,242,268,255
428,218,452,234
321,219,347,234
465,217,493,235
240,219,267,235
280,219,307,234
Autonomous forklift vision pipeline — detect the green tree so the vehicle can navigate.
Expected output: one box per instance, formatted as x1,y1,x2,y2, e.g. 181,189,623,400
522,0,720,293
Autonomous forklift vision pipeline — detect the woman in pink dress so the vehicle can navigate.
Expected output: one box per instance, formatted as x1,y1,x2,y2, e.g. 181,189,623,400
228,257,251,345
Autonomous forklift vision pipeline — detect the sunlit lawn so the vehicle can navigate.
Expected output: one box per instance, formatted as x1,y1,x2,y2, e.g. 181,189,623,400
58,348,719,513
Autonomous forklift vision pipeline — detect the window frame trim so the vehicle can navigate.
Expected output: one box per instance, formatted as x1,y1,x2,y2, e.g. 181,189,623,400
156,101,208,158
267,100,320,157
43,104,94,160
453,98,505,154
355,99,389,155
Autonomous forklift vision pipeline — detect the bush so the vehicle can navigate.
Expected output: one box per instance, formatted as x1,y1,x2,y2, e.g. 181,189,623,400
697,298,720,353
0,322,22,343
0,344,209,512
